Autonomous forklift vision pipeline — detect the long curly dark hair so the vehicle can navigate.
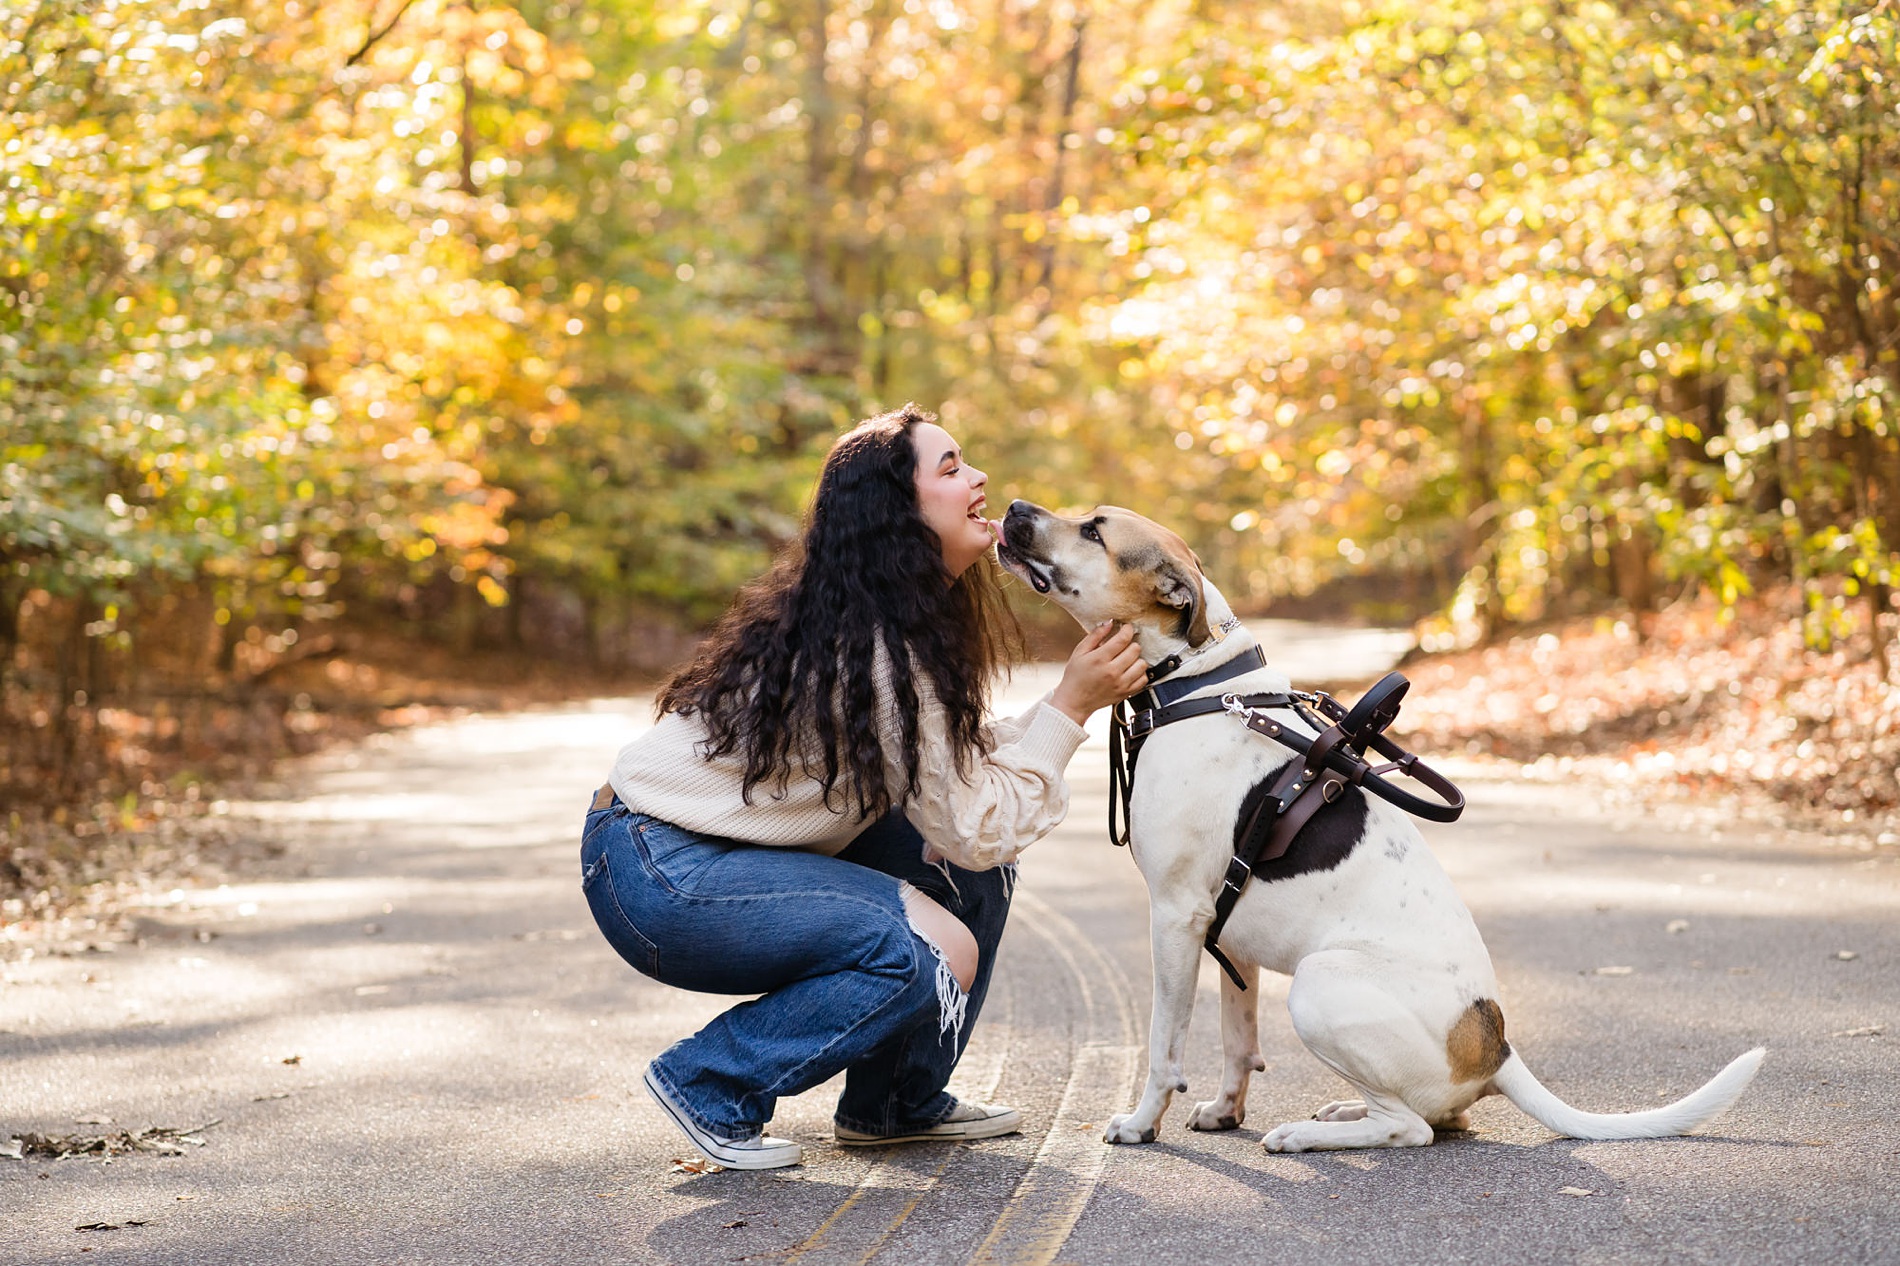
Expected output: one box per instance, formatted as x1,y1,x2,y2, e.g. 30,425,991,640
657,404,1022,821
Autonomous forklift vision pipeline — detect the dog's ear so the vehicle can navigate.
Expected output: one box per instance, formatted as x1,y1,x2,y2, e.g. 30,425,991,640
1155,558,1210,646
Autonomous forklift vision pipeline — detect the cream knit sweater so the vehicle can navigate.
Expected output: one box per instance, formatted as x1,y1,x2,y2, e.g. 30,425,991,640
608,653,1087,872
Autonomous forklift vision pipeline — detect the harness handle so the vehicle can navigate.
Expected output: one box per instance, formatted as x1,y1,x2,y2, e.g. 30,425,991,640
1275,673,1464,824
1341,671,1409,744
1354,733,1466,822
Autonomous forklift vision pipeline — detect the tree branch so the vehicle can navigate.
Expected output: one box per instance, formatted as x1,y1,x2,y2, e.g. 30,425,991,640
345,0,416,68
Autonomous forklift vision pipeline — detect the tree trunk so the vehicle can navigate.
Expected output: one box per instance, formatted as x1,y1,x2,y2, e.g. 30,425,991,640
1459,390,1500,641
1036,16,1085,296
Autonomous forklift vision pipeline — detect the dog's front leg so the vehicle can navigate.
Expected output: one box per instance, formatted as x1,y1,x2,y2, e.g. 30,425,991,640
1186,958,1263,1131
1105,903,1205,1144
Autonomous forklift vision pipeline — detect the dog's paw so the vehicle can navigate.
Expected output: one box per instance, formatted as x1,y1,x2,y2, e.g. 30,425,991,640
1262,1122,1314,1153
1186,1100,1242,1132
1103,1114,1157,1145
1311,1099,1369,1123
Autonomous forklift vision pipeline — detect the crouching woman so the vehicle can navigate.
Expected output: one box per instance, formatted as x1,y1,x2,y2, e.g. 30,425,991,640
579,404,1144,1168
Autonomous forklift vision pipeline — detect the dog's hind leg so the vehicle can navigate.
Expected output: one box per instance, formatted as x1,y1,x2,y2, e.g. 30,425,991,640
1105,903,1206,1144
1311,1099,1369,1122
1187,959,1265,1132
1261,949,1445,1153
1263,1093,1433,1152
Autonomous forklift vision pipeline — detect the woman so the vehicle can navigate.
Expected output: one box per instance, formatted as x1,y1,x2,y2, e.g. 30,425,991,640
580,403,1145,1169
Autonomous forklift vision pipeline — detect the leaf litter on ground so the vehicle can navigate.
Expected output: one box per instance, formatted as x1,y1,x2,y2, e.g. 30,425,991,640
1394,587,1900,845
4,1119,219,1161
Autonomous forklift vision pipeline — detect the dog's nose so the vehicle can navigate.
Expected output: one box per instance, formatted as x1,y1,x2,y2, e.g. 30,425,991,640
1005,500,1036,521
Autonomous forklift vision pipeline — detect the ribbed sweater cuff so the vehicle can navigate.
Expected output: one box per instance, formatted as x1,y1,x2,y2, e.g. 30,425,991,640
1017,699,1088,771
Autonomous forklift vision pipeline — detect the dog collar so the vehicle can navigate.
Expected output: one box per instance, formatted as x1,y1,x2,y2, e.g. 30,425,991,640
1132,644,1269,713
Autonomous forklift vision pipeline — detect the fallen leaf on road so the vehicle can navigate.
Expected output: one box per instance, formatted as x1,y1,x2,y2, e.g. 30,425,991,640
1592,966,1634,976
1665,920,1690,934
1834,951,1859,961
671,1157,717,1175
16,1121,219,1160
1831,1025,1884,1037
251,1092,292,1103
75,1221,146,1231
280,1055,302,1065
723,1219,748,1229
1558,1187,1594,1197
0,1138,23,1161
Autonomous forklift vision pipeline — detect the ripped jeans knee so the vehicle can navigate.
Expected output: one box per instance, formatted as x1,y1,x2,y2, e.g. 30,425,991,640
898,880,975,1043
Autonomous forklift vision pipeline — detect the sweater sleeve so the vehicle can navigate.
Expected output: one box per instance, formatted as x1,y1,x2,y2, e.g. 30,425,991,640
982,693,1054,749
886,668,1088,871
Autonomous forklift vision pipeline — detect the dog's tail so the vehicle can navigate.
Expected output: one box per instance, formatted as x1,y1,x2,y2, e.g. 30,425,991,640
1491,1047,1765,1140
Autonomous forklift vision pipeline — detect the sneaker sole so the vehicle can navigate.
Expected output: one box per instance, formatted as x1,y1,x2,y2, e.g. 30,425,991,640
836,1109,1023,1146
642,1069,802,1170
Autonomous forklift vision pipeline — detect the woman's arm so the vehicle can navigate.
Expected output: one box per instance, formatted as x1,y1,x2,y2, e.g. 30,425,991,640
891,623,1146,870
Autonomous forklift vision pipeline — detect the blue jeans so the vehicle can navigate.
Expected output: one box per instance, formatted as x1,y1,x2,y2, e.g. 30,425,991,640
580,795,1013,1139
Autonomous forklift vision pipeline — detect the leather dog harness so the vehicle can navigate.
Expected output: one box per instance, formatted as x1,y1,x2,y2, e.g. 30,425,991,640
1108,647,1466,991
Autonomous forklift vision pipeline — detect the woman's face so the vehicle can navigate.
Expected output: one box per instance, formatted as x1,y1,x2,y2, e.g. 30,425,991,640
912,421,997,578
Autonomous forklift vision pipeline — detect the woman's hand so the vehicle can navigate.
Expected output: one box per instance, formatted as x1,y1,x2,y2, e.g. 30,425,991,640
1050,622,1148,725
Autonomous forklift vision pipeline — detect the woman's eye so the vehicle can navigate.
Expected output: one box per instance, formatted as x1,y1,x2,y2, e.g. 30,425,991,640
1081,523,1102,544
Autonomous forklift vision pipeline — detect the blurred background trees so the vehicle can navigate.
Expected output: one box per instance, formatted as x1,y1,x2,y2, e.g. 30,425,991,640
4,0,1897,804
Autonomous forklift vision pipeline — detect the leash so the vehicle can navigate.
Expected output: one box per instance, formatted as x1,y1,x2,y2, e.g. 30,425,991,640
1109,655,1465,991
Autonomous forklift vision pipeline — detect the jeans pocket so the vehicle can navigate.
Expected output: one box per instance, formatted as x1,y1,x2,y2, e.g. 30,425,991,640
581,804,621,850
630,817,731,896
582,850,662,979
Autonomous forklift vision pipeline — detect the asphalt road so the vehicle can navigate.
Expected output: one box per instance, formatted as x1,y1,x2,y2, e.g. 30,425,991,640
3,621,1896,1264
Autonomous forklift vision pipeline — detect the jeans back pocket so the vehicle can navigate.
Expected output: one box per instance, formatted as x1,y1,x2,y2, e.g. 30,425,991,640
582,846,662,979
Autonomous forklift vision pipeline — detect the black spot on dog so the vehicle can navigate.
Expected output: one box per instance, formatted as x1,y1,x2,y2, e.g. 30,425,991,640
1230,760,1370,882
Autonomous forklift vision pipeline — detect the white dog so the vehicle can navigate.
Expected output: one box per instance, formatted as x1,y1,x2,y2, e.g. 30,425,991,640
997,500,1764,1153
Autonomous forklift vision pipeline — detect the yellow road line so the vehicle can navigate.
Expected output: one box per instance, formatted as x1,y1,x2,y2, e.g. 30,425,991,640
782,939,1020,1265
967,891,1140,1266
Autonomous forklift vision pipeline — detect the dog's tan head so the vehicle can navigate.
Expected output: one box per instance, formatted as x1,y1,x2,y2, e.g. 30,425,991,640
996,500,1212,647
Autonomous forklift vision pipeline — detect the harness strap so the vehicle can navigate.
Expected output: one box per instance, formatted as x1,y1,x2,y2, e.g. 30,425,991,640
1127,645,1268,714
1111,664,1468,992
1203,733,1352,988
1127,692,1295,742
1109,646,1273,849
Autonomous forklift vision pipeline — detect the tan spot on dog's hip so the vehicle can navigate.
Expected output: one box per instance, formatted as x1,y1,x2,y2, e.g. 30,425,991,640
1446,998,1511,1083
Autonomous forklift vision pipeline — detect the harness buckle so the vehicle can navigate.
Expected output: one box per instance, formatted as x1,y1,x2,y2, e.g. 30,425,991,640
1221,855,1252,893
1221,693,1253,718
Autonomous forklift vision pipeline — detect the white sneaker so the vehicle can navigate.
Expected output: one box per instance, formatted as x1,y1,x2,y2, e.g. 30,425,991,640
835,1100,1023,1145
642,1067,802,1170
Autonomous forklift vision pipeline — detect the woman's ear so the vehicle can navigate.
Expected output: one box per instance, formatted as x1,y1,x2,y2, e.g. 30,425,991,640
1155,560,1210,646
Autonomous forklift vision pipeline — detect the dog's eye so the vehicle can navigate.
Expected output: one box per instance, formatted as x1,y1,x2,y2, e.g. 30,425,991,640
1080,522,1103,545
